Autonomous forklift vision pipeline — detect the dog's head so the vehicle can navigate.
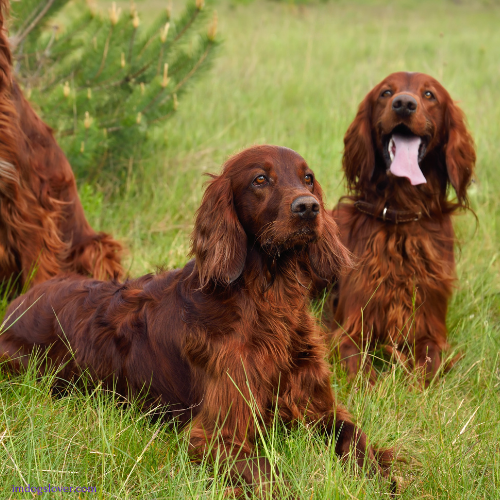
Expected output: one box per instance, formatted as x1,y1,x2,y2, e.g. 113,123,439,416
343,72,476,206
191,145,351,287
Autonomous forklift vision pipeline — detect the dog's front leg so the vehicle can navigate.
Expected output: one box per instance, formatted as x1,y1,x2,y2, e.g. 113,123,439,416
187,359,283,498
283,361,391,478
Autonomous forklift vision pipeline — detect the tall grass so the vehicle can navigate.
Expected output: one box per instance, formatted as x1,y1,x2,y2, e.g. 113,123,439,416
1,0,499,498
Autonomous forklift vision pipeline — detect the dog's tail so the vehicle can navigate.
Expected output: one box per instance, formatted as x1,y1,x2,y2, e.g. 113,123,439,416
65,232,125,282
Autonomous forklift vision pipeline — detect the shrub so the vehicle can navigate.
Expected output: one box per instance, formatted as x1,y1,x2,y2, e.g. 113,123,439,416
9,0,219,182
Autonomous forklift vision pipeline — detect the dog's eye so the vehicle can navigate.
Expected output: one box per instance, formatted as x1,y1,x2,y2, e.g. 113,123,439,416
304,174,313,186
252,175,268,186
423,90,434,99
381,90,392,97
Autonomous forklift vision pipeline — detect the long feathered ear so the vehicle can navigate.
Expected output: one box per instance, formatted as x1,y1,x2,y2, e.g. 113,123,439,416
190,174,247,288
308,183,353,282
342,92,375,192
444,100,476,206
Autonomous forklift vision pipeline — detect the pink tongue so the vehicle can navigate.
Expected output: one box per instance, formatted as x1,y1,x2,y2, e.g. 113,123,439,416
389,135,427,185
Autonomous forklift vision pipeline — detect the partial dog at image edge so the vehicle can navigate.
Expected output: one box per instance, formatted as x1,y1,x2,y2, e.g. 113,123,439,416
0,1,123,287
1,146,394,495
327,71,475,385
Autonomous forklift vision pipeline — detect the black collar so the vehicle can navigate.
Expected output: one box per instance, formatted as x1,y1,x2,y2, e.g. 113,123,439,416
354,200,422,224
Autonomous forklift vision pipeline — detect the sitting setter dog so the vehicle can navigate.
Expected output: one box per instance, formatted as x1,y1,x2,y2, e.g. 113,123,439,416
0,2,122,287
1,146,393,494
329,72,475,384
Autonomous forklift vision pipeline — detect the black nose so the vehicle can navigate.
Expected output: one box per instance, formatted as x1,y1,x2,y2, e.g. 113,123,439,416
291,196,320,219
392,94,417,117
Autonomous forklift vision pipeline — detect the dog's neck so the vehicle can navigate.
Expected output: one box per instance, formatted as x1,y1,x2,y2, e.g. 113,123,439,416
354,152,456,219
186,245,311,302
181,248,313,348
242,246,312,303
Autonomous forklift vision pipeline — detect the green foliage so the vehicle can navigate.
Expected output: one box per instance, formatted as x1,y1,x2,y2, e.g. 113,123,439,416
10,0,219,182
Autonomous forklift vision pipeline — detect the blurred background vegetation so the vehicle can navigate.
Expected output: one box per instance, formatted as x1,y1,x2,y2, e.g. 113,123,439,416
43,0,498,279
1,1,499,498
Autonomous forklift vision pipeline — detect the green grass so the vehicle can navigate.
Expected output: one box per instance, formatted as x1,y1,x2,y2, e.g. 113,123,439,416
1,0,500,498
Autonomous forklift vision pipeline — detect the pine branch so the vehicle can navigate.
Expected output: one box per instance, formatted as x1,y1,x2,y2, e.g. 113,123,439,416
174,42,212,93
11,0,220,182
93,26,114,81
12,0,56,48
173,9,200,43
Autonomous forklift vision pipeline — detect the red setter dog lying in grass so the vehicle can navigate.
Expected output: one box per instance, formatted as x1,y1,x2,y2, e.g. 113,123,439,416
0,4,122,287
1,146,393,494
329,72,476,385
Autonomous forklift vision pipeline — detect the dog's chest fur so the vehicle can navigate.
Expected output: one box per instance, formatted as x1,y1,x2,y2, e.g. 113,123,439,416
338,213,456,346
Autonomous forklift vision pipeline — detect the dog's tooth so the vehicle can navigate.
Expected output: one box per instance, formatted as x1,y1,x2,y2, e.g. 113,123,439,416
389,137,395,162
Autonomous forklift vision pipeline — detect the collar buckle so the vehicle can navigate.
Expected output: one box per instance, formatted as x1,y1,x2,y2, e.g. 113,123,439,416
382,206,388,222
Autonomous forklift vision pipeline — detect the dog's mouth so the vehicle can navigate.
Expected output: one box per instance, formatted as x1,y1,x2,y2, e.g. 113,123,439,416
382,125,428,185
288,226,317,245
260,225,317,255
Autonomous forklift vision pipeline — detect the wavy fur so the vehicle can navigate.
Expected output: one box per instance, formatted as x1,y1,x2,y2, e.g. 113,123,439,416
0,3,123,286
2,145,392,495
329,72,476,384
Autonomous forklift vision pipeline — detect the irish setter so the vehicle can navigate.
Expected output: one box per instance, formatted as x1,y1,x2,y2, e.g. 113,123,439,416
1,146,393,494
0,2,123,287
329,72,475,384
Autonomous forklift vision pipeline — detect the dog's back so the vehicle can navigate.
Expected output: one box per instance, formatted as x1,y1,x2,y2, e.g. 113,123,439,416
2,268,198,421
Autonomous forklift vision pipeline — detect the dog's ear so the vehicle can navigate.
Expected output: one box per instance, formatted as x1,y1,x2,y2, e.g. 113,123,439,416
191,174,247,288
343,92,375,192
309,211,353,282
444,100,476,206
308,183,353,282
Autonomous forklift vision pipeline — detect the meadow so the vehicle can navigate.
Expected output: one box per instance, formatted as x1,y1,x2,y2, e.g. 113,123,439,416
1,0,499,498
